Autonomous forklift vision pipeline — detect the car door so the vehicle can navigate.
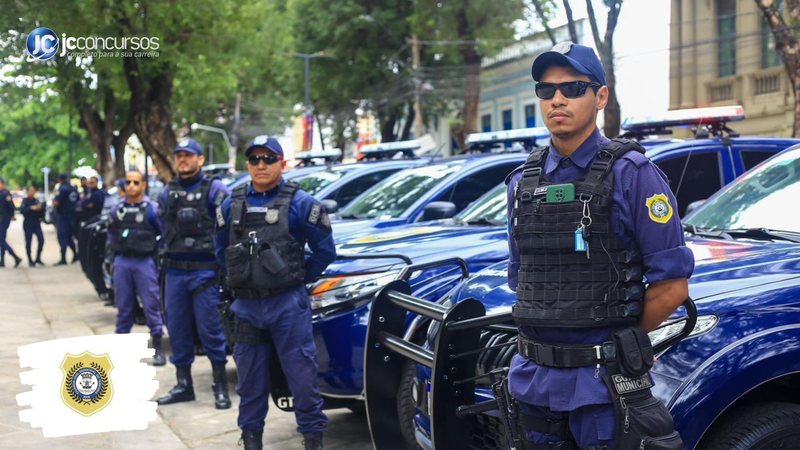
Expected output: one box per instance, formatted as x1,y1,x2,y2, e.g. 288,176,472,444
731,142,796,179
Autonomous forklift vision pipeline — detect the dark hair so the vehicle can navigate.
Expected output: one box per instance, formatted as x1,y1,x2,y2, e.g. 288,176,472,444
125,170,146,181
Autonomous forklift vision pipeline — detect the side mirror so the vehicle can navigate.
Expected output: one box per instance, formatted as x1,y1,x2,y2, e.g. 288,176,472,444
685,199,706,216
421,201,457,221
321,199,339,214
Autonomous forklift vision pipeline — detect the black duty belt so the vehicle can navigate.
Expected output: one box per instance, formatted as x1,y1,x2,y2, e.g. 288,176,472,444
163,258,218,271
517,335,617,368
232,286,297,300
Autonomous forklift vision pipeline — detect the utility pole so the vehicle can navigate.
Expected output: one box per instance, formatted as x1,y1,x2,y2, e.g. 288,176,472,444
67,106,73,175
411,35,425,139
292,51,327,151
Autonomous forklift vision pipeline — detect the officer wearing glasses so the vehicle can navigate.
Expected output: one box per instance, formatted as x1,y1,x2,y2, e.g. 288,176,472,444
505,43,694,448
107,170,166,365
215,136,336,450
155,138,232,410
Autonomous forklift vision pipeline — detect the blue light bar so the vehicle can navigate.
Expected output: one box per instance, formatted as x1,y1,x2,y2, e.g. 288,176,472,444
622,105,745,131
465,127,550,148
360,140,421,154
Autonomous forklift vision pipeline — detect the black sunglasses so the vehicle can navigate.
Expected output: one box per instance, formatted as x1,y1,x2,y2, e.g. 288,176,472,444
125,180,142,186
247,155,281,166
535,81,601,100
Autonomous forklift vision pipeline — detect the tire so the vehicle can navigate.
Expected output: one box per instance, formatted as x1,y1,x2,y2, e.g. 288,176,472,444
348,402,366,415
398,360,423,450
702,402,800,450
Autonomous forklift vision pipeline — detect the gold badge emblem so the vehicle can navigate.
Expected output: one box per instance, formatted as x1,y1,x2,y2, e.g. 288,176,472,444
645,193,673,224
60,352,113,416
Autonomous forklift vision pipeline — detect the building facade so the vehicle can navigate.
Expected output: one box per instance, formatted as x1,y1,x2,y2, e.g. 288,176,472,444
477,21,589,133
670,0,792,136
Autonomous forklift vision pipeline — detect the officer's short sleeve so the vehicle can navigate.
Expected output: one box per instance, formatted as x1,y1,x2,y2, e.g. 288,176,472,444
298,193,336,282
506,170,522,291
617,158,694,283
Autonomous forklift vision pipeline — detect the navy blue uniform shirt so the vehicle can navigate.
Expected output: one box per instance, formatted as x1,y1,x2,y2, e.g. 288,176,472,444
0,189,14,217
505,128,694,410
54,183,78,216
214,179,337,284
20,197,45,222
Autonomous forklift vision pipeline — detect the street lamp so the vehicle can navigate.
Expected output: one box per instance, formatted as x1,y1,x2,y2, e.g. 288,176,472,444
190,123,236,171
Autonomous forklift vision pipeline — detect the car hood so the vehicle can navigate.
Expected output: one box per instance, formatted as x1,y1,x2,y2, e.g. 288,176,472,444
452,237,800,315
331,218,408,241
324,222,508,276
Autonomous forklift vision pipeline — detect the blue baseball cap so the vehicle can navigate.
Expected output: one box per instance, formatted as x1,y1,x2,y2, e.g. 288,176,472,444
245,135,283,157
174,137,203,155
58,172,69,181
531,42,606,86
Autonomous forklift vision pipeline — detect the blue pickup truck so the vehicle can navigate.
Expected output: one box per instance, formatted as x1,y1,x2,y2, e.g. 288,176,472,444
367,143,800,449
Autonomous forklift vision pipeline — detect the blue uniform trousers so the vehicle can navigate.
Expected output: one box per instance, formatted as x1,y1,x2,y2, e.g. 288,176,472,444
232,286,327,434
0,216,19,260
164,268,227,366
55,215,76,259
519,401,616,447
23,220,44,261
113,255,163,335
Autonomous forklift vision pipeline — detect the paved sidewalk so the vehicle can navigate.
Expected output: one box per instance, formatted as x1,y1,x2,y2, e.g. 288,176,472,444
0,219,372,449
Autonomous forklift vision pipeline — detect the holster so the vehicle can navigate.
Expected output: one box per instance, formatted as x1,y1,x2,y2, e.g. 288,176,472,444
224,243,251,286
611,326,654,378
258,243,287,274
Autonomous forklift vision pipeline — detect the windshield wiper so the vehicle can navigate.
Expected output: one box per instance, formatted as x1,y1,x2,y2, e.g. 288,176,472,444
338,212,363,220
682,224,732,240
723,228,800,243
465,217,506,226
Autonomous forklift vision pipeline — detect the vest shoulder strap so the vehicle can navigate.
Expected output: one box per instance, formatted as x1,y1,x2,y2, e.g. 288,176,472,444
273,181,299,207
584,138,647,186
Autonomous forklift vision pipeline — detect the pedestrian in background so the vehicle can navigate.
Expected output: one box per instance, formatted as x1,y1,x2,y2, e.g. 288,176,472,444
52,173,78,265
0,176,22,268
107,170,165,366
215,136,336,450
20,185,45,267
155,138,232,409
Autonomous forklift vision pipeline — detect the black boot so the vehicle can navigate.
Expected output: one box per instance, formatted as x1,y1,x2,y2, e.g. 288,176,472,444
239,430,262,450
156,365,195,405
302,432,324,450
212,363,231,409
151,335,166,366
13,255,22,268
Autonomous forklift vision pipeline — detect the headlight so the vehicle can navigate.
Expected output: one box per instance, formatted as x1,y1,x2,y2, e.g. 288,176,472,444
308,271,400,310
648,314,718,349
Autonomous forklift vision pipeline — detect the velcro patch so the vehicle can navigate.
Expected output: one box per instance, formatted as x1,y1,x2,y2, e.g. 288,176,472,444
308,204,321,225
216,206,226,228
611,373,653,395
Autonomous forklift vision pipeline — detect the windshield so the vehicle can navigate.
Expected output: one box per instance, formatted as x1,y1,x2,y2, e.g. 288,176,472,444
685,147,800,233
341,162,465,219
297,167,359,195
456,183,508,225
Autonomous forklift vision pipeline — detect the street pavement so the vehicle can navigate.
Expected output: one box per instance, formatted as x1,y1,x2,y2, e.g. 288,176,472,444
0,219,373,449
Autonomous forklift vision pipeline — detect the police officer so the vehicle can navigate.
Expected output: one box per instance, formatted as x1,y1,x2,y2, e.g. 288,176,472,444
505,43,694,449
156,137,232,409
0,177,23,268
53,173,79,265
80,176,107,222
107,170,166,366
20,185,45,267
215,136,336,450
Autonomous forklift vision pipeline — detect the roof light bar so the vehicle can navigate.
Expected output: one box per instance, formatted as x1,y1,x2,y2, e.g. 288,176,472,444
622,105,745,131
295,148,343,162
465,127,550,147
360,140,421,153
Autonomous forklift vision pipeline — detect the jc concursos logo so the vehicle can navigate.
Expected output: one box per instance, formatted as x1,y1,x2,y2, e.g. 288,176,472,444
26,27,59,61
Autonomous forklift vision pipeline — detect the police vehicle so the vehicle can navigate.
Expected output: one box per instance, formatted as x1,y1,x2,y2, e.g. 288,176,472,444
368,144,800,449
330,127,551,240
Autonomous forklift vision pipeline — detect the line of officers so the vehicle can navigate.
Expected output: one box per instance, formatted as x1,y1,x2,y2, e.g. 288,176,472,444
105,136,336,450
0,174,106,268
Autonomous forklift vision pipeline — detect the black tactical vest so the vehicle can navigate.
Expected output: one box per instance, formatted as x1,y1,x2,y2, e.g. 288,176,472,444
111,202,158,256
164,177,219,256
511,138,646,328
225,182,306,299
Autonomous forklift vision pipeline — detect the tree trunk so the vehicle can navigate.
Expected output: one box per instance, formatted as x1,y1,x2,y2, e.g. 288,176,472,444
454,1,482,151
111,122,134,181
755,0,800,136
585,0,622,137
531,0,557,45
401,101,415,141
379,111,397,142
563,0,579,43
124,56,177,181
602,48,621,137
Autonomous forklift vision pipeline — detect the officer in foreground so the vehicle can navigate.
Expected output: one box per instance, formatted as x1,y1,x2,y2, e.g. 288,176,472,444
215,136,336,450
505,43,694,448
107,171,166,366
156,138,232,409
52,173,78,265
0,177,22,268
20,185,45,266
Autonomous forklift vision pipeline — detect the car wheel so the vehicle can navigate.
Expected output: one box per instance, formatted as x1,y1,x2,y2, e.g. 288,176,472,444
702,402,800,450
398,360,423,450
348,402,366,415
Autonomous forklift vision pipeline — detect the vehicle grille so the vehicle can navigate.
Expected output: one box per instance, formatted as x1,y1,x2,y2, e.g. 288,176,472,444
469,413,507,450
